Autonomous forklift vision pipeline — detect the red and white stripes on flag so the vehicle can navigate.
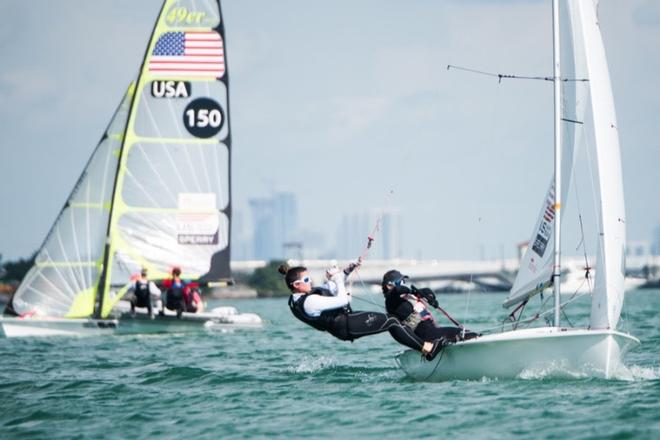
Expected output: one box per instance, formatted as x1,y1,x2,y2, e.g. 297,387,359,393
149,31,225,78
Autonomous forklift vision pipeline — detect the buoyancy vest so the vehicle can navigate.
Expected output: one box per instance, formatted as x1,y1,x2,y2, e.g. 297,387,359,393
288,287,350,332
134,280,150,301
167,280,185,308
385,285,432,330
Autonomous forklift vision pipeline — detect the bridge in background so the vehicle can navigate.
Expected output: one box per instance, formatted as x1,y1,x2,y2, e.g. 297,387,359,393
232,254,660,293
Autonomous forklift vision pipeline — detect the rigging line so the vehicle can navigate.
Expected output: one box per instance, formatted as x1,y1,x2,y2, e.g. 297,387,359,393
446,64,589,83
572,154,593,295
462,215,484,335
421,345,446,382
352,269,385,311
350,293,385,310
355,189,396,265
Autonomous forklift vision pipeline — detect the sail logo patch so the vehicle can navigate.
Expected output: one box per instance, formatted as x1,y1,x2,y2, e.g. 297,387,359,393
151,80,191,98
176,193,219,245
531,186,556,258
149,31,225,78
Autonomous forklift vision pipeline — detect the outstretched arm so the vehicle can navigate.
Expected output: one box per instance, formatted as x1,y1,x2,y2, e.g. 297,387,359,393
303,273,350,317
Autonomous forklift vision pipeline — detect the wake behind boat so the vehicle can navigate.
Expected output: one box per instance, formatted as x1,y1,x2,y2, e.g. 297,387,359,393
1,0,264,338
397,0,638,380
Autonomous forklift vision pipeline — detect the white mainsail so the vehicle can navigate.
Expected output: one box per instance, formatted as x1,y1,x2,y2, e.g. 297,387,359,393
505,0,587,308
576,0,626,329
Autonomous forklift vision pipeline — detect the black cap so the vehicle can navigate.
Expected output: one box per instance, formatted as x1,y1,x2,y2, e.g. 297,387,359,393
382,270,408,286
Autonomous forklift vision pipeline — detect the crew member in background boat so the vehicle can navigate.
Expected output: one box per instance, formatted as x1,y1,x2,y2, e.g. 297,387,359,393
281,263,445,360
161,267,188,318
127,267,160,319
184,283,204,313
381,270,479,345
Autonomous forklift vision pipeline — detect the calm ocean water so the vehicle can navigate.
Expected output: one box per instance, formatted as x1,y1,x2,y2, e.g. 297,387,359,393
1,289,659,439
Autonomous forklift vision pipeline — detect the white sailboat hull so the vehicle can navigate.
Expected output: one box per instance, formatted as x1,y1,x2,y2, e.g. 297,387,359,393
0,317,119,338
0,307,263,338
396,327,639,381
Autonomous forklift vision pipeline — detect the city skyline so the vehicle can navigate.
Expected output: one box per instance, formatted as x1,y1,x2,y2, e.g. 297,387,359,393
1,1,659,263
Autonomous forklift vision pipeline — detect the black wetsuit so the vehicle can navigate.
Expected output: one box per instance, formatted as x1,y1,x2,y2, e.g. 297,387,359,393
289,287,427,351
384,285,463,342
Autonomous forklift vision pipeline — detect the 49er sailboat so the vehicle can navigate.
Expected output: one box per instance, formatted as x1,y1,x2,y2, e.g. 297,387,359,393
1,0,261,337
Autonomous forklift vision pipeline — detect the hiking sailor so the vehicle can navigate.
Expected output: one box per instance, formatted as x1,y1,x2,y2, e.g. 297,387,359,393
127,268,161,318
161,267,188,318
381,270,479,344
281,263,445,360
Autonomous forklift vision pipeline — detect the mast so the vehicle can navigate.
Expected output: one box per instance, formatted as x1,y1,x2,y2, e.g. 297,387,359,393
92,2,167,319
552,0,562,327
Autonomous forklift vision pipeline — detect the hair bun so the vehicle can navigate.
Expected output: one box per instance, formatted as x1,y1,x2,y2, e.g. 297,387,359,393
277,264,290,276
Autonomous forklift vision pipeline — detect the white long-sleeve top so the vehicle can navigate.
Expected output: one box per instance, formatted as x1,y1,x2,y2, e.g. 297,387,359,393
292,275,351,317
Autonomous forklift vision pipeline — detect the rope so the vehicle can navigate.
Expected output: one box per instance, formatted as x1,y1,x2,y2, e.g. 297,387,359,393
351,270,385,311
479,287,588,335
446,64,588,83
353,190,395,265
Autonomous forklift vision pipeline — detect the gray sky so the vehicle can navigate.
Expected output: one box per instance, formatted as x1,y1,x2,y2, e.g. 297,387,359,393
1,0,659,262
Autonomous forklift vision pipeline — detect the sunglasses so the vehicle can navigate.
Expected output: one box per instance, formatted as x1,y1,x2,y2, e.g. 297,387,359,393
387,277,408,287
293,276,311,286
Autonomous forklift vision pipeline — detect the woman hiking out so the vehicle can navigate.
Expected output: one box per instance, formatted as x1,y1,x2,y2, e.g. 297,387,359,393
281,262,444,360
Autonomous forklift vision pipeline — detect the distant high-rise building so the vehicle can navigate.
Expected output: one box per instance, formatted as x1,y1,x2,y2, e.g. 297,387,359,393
652,224,660,256
248,192,299,261
337,208,402,260
379,210,402,260
230,209,252,261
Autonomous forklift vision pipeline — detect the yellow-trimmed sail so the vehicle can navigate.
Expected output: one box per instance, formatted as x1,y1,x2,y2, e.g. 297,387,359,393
97,0,232,317
8,87,134,318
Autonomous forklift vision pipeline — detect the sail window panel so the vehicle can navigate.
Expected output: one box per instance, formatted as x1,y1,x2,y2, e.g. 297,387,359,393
134,80,228,141
162,0,220,29
116,211,229,277
13,265,99,317
34,207,107,264
121,141,228,210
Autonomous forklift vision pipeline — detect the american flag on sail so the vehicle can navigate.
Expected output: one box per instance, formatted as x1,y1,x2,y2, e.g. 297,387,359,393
149,31,225,78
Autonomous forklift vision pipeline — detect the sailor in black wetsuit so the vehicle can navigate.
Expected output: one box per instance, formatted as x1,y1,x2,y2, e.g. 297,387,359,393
381,270,479,344
128,268,160,319
281,263,445,360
